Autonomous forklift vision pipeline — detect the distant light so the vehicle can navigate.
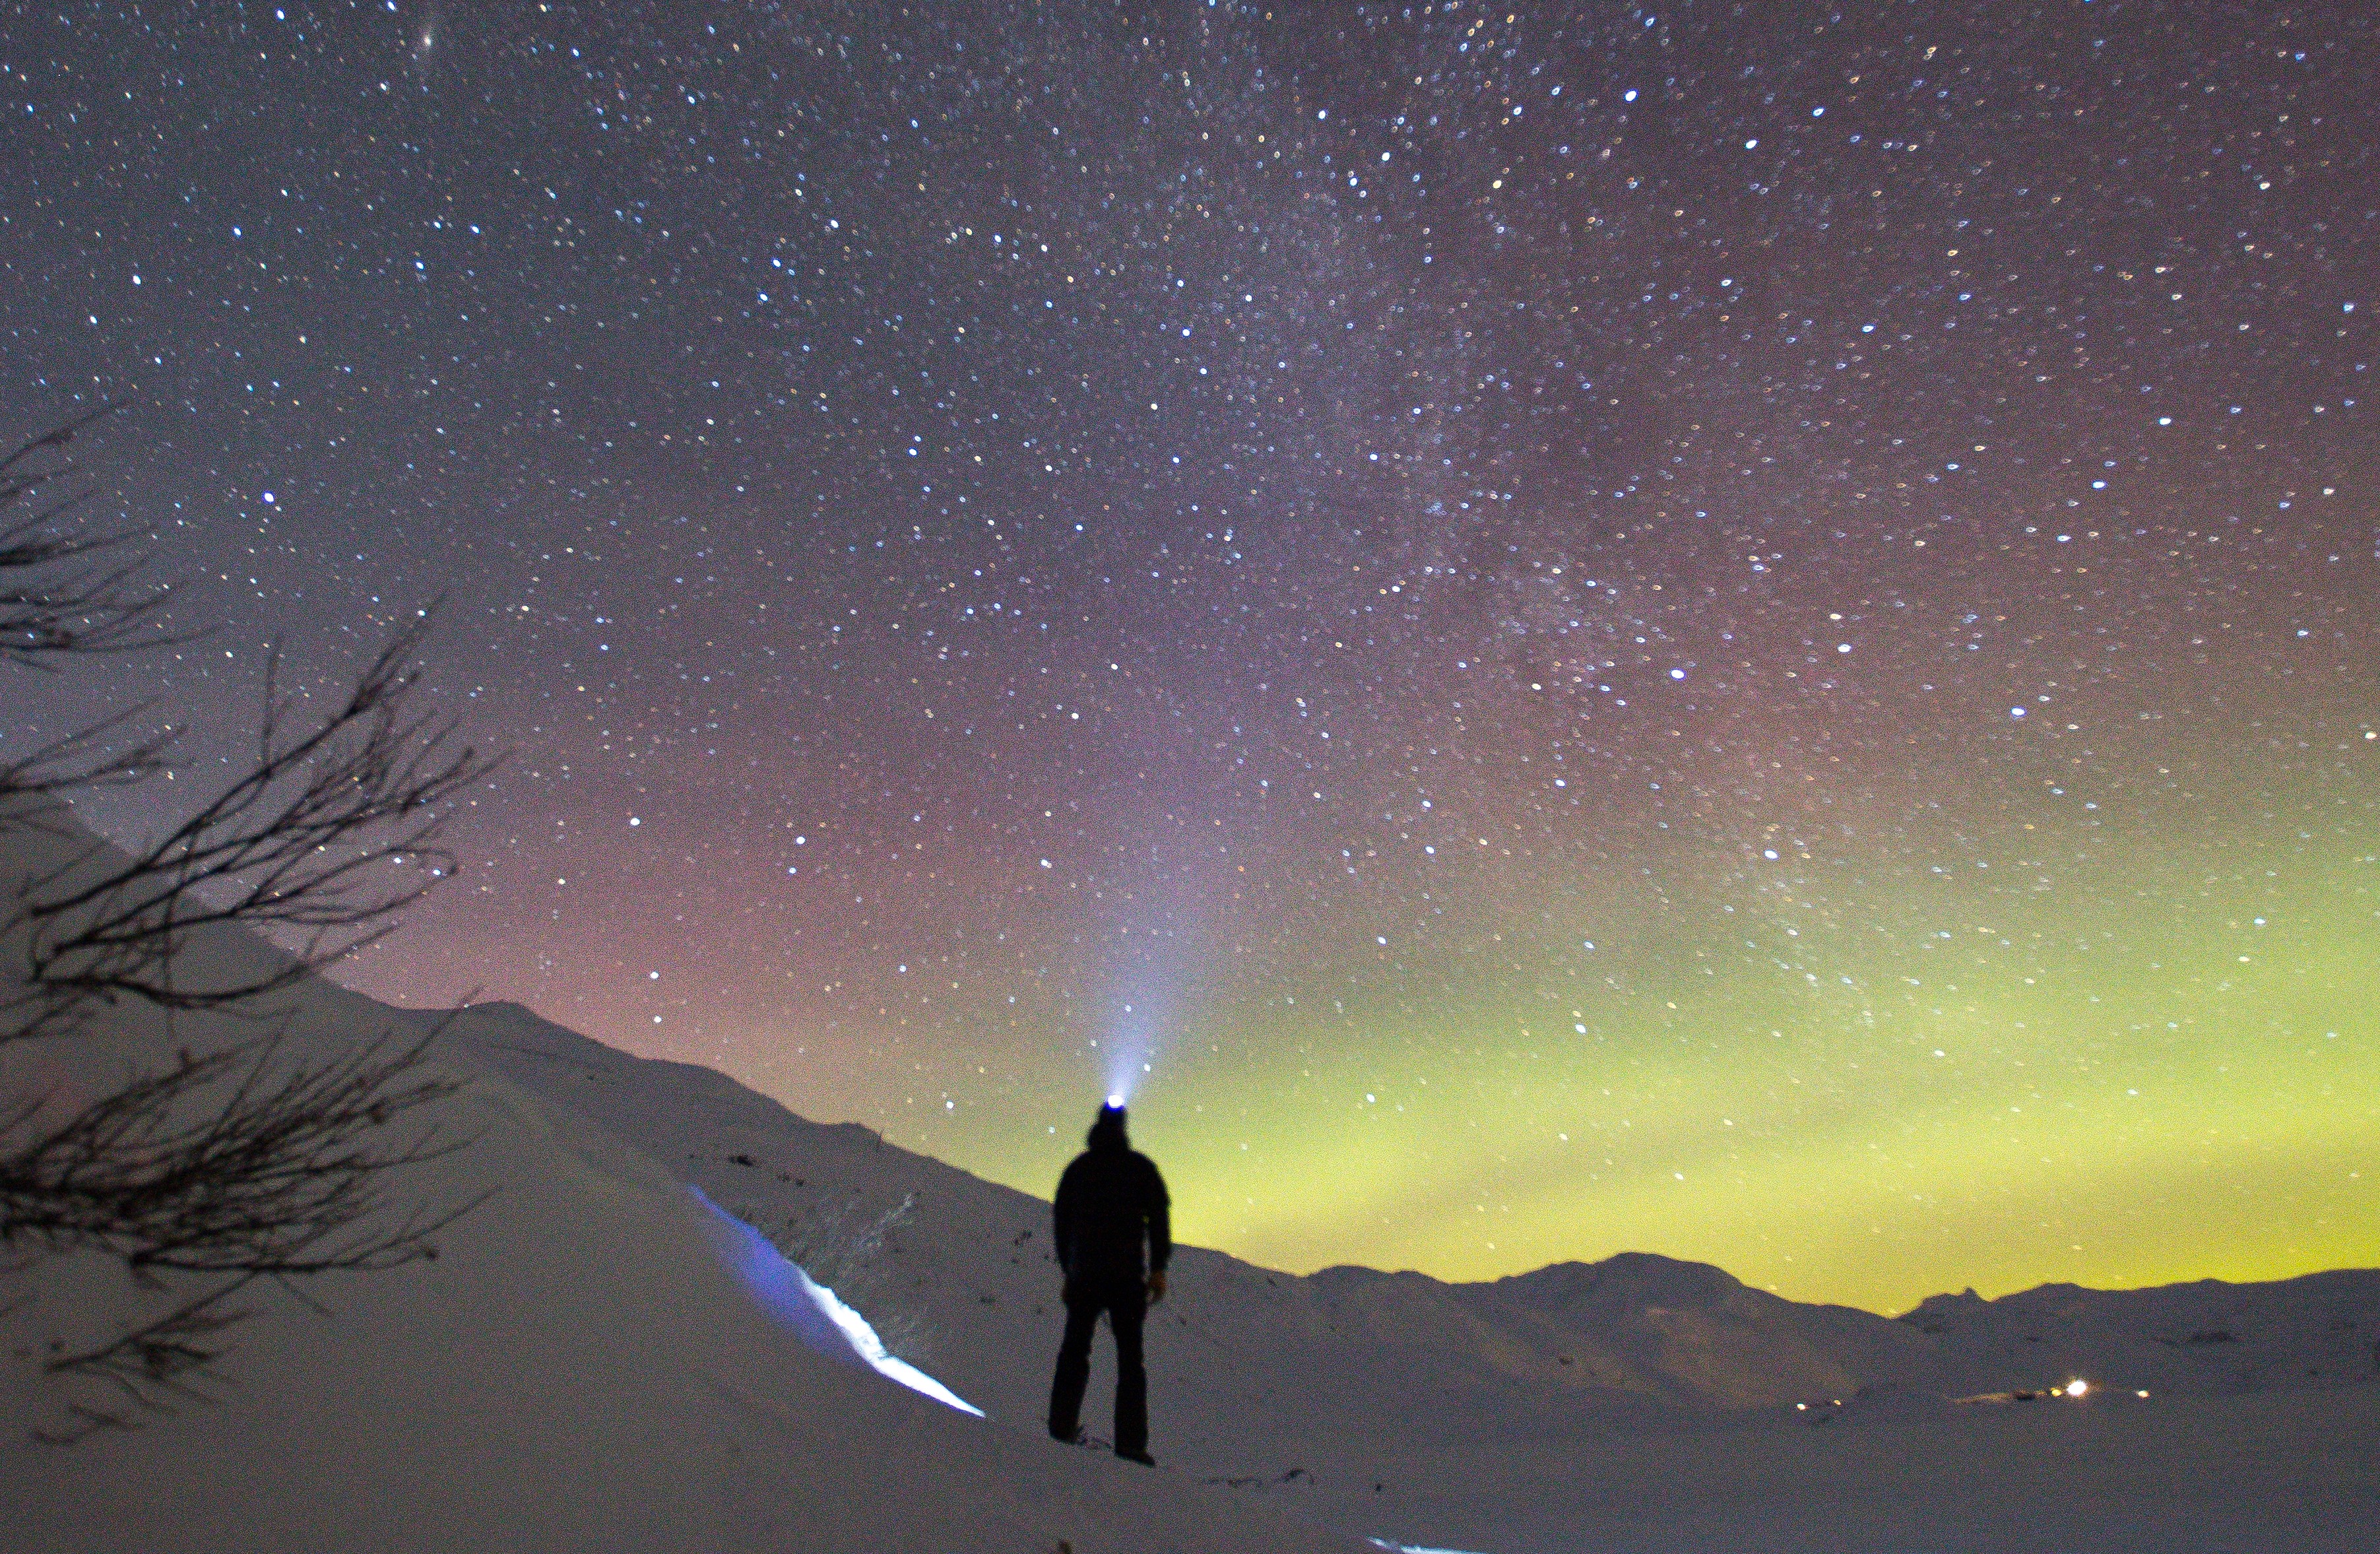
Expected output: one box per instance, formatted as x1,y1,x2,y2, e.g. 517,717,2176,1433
2065,1378,2088,1398
2136,1389,2150,1399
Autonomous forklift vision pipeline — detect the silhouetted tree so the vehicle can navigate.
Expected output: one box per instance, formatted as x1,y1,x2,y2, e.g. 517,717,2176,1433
0,416,498,1439
0,407,175,665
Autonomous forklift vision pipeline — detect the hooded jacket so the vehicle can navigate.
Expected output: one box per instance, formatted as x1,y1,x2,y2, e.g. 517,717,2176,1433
1053,1113,1171,1290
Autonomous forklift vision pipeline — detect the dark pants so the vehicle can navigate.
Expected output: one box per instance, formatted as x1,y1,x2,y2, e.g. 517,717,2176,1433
1048,1281,1147,1458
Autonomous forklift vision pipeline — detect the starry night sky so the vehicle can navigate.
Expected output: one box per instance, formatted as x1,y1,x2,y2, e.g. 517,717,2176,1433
6,1,2375,1311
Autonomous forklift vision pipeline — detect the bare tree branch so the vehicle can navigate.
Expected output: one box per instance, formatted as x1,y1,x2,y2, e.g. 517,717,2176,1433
0,406,187,667
0,1028,472,1275
0,416,499,1440
0,1012,492,1441
29,1276,255,1442
0,711,174,818
16,614,500,1015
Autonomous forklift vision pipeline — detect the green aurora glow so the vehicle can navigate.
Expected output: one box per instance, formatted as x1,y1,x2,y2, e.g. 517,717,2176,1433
833,764,2378,1314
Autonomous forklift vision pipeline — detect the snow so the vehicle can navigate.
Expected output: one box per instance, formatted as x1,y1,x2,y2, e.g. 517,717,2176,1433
0,814,1365,1553
693,1186,982,1417
426,997,2380,1553
4,811,2375,1552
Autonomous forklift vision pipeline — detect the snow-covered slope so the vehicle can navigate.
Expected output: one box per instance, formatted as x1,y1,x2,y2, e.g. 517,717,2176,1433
7,801,2375,1553
443,998,2380,1418
0,818,1367,1554
1898,1270,2380,1399
434,1001,1696,1463
437,997,2380,1553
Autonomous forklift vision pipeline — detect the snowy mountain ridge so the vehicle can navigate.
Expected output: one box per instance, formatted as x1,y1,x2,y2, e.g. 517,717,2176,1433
441,996,2380,1429
416,997,2380,1550
5,798,2373,1552
0,818,1372,1554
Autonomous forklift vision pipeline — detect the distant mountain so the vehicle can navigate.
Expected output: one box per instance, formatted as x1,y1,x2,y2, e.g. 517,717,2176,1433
1899,1270,2380,1399
442,999,2380,1429
0,824,1367,1554
11,798,2373,1554
428,999,2380,1551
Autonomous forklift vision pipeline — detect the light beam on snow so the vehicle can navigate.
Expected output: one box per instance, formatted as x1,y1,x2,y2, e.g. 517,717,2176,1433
693,1188,984,1417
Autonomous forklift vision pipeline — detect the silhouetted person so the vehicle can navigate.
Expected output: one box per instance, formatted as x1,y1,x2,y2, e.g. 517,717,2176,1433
1046,1101,1171,1465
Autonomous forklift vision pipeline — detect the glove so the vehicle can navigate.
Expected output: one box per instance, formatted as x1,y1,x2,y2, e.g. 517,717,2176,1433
1146,1270,1168,1305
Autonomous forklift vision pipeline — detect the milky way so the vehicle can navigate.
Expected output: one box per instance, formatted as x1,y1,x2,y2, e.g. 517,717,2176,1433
6,1,2374,1310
